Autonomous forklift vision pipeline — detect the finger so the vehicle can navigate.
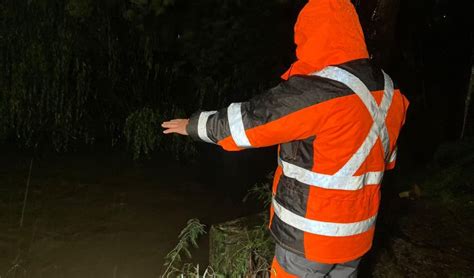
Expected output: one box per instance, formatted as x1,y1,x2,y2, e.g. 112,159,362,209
162,122,178,128
163,128,177,134
163,119,183,124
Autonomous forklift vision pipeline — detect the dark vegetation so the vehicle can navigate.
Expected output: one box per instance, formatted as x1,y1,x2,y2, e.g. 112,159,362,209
0,0,297,158
0,0,473,276
0,0,472,158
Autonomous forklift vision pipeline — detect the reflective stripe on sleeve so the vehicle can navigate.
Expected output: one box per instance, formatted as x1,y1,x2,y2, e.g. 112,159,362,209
228,103,252,148
197,111,217,143
279,158,383,191
272,198,377,237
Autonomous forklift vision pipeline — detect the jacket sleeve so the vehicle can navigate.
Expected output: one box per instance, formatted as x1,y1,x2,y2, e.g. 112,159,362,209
186,79,330,151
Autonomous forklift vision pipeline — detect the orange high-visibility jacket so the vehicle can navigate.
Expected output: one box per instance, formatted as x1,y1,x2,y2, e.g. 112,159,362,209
186,0,409,264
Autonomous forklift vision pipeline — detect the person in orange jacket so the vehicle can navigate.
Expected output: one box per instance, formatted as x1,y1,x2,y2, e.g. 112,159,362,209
162,0,409,276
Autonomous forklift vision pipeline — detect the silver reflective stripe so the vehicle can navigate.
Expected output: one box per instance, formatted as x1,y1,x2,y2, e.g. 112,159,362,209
228,103,252,148
336,122,380,176
314,66,381,129
197,111,217,143
388,146,397,164
380,71,395,157
313,67,395,176
279,158,383,191
272,198,377,237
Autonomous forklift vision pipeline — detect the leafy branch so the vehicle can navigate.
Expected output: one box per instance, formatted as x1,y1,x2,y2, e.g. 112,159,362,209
161,218,206,278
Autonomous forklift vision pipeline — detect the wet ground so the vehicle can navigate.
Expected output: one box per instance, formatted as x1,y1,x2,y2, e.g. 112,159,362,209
366,196,474,277
364,157,474,277
0,152,260,278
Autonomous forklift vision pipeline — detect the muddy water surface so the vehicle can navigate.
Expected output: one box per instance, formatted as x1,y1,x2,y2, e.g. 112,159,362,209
0,153,259,278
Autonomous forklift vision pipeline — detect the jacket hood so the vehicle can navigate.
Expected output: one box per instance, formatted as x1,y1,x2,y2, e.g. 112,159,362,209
282,0,369,80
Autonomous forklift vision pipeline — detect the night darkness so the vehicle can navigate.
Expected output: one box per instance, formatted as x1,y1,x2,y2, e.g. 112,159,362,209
0,0,472,277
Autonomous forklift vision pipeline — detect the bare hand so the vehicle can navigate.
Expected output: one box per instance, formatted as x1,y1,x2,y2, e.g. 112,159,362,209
161,119,189,135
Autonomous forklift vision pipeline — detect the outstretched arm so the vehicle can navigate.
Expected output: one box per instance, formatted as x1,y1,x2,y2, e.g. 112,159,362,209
162,78,329,151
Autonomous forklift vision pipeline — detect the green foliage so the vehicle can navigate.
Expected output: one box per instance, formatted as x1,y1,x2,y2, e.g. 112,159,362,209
432,138,474,168
422,138,474,207
163,178,276,277
66,0,94,18
243,174,273,208
150,0,176,16
162,218,206,277
161,264,223,278
164,215,273,277
209,213,273,277
0,102,8,143
1,3,95,151
124,108,161,160
0,0,295,156
235,222,273,277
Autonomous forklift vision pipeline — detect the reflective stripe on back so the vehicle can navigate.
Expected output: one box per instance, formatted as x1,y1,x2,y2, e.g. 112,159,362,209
313,67,394,176
272,198,377,237
279,158,383,191
273,67,394,238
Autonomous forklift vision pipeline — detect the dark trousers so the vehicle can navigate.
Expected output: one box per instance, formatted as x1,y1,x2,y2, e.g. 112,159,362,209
271,244,361,278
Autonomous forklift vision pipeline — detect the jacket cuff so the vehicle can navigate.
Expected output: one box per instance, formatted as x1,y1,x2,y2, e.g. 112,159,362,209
186,111,217,143
186,111,201,141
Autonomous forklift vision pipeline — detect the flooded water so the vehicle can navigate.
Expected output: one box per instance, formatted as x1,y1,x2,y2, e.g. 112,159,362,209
1,148,472,277
0,151,263,278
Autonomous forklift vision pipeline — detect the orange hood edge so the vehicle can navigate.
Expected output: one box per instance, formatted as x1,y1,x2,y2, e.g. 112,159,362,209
282,0,369,80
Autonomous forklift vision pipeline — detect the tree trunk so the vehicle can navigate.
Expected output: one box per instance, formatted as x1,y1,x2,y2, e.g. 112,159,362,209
461,64,474,139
